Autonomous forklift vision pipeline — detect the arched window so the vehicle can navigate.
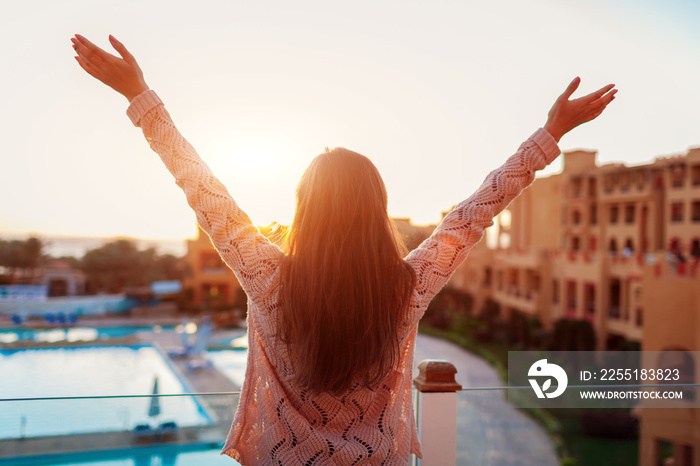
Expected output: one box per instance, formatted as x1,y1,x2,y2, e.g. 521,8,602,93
658,350,695,400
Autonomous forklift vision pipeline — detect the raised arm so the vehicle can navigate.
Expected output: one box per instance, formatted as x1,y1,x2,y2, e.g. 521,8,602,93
405,78,616,321
72,35,283,299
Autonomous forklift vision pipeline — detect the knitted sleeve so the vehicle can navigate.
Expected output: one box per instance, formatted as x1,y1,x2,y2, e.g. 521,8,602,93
403,129,560,326
126,90,283,301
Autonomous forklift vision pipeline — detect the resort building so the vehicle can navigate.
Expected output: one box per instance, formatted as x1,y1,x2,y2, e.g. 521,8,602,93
449,146,700,351
34,259,87,297
637,254,700,466
448,145,700,466
182,226,243,310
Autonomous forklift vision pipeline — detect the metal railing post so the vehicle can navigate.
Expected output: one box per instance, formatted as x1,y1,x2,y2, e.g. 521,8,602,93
413,359,462,466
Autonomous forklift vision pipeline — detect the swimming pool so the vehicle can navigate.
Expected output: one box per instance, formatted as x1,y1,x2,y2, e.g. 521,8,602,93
0,345,210,439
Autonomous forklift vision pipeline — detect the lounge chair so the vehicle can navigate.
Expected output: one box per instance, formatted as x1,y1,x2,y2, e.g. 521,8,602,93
157,421,178,441
186,357,213,371
132,424,155,442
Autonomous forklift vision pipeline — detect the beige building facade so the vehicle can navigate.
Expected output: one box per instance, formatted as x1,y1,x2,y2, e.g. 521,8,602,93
448,146,700,465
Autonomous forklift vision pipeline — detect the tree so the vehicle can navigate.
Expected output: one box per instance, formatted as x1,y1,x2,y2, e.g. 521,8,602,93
0,237,45,283
79,239,188,294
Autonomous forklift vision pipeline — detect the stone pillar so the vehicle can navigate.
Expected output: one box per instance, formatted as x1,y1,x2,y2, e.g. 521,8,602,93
413,360,462,466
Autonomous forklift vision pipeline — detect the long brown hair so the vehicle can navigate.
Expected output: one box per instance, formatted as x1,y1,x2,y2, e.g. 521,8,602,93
279,147,416,395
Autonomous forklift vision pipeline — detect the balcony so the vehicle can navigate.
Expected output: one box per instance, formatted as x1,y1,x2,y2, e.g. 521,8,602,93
1,321,567,466
607,317,643,341
3,320,696,465
493,286,539,315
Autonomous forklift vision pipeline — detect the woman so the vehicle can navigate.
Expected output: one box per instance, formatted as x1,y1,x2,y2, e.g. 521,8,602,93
72,34,615,465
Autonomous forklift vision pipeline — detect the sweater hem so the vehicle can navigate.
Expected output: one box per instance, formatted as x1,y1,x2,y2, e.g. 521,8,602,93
126,89,163,127
531,127,561,165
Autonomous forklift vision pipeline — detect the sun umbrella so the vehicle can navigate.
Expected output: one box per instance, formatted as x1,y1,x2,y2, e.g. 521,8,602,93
148,376,161,418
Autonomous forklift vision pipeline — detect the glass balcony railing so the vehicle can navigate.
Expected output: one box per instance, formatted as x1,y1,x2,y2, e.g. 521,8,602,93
2,384,699,465
2,320,697,466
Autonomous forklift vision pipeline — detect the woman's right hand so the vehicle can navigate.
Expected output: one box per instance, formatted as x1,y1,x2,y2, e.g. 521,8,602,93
72,34,149,102
543,77,617,143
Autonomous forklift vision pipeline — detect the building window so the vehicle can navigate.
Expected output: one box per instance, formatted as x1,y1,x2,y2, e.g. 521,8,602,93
201,252,226,273
484,268,492,287
609,279,621,319
590,204,597,225
691,239,700,259
566,280,577,313
572,236,581,251
669,238,681,254
604,175,615,193
625,204,635,223
654,172,664,189
624,238,634,254
584,283,595,317
671,164,686,188
692,165,700,186
671,202,684,222
620,172,631,192
588,178,597,197
589,236,597,251
609,238,618,254
636,170,647,189
693,201,700,222
552,280,560,304
572,210,581,225
609,205,619,223
571,177,583,198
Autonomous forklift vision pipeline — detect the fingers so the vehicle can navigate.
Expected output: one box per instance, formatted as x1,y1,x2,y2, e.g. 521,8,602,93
580,83,616,104
73,34,113,61
74,55,101,80
109,35,135,63
600,88,618,105
560,77,581,100
583,89,617,123
72,39,103,69
588,89,618,111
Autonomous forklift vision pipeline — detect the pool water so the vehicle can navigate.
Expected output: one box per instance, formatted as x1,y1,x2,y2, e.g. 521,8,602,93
0,346,210,439
14,446,241,466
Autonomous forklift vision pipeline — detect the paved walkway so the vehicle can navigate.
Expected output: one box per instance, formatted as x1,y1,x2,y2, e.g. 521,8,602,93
414,334,558,466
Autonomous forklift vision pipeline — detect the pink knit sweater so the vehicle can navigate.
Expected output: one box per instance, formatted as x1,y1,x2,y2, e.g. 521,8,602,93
127,90,560,465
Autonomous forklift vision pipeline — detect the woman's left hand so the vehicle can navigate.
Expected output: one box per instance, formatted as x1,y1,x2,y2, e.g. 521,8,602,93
72,34,149,102
544,77,617,143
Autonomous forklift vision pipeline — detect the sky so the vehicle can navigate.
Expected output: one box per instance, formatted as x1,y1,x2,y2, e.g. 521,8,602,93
2,0,699,243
